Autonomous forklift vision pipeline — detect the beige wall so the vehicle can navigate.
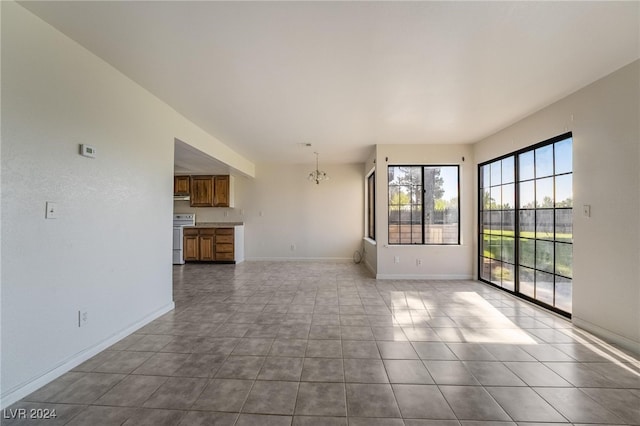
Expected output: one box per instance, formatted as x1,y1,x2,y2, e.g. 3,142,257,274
179,163,365,260
473,60,640,352
374,144,475,279
244,163,364,260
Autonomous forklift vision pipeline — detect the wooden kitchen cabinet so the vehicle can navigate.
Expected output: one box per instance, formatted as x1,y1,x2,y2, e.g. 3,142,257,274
199,235,215,261
215,228,234,261
183,228,199,261
183,227,235,263
174,176,190,195
198,228,216,261
213,176,230,207
187,175,231,207
190,176,214,207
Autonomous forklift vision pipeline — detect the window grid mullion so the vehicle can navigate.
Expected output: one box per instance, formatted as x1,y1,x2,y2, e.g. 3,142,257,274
477,132,572,318
514,154,520,295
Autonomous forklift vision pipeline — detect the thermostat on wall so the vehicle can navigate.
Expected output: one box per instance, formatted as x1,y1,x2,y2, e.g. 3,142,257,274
80,144,96,158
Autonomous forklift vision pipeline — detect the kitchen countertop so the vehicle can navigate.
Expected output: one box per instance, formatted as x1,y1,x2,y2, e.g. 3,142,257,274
187,222,244,228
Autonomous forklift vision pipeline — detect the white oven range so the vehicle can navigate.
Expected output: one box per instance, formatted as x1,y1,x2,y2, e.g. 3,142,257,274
173,213,195,265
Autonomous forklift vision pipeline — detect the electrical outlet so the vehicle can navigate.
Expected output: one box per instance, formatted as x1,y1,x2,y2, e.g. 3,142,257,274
583,204,591,217
78,310,88,327
224,210,228,217
416,259,422,266
291,244,296,251
394,256,400,264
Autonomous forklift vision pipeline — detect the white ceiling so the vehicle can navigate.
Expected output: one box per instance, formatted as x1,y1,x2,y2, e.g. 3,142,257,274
21,1,640,168
174,139,232,175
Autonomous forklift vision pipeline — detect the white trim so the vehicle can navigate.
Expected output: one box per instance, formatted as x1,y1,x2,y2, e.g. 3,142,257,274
573,316,640,356
363,258,376,276
384,244,463,248
245,257,352,262
364,167,376,240
376,274,473,280
0,302,175,409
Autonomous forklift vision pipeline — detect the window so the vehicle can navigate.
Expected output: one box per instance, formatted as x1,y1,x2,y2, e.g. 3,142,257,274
367,172,375,240
479,133,573,315
479,156,516,292
388,165,459,245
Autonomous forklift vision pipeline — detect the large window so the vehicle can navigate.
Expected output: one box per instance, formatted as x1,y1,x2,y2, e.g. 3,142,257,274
388,165,459,245
479,133,573,315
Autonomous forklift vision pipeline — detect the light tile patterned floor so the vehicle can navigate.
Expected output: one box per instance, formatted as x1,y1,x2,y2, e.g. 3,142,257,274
5,261,640,425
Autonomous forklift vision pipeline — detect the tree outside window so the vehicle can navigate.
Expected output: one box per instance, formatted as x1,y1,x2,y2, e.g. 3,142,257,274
388,165,459,245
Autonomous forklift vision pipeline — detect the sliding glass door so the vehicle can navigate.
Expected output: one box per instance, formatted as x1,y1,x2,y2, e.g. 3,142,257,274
479,133,573,315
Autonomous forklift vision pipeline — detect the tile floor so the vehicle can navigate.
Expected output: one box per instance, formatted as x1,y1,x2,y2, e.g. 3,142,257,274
5,261,640,425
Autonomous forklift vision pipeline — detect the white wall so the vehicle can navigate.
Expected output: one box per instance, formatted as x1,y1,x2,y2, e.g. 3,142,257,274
375,144,475,279
363,148,378,275
473,60,640,352
239,163,363,260
1,2,253,406
174,163,366,262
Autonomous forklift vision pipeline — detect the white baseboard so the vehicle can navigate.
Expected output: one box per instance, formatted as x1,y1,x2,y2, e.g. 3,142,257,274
572,316,640,356
245,257,352,262
376,274,473,280
363,258,376,277
0,302,175,409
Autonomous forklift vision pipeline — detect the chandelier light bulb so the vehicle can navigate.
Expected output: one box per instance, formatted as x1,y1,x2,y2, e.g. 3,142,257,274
308,152,329,185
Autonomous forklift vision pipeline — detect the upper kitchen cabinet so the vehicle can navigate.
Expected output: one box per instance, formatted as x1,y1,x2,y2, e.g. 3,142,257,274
174,175,190,195
214,175,230,207
188,175,233,207
190,175,214,206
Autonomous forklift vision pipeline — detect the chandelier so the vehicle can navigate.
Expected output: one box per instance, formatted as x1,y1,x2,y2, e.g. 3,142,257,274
308,152,329,185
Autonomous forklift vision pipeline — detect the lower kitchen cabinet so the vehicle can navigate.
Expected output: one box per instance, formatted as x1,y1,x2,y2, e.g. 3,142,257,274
183,227,237,263
183,229,199,261
215,228,234,261
199,229,216,261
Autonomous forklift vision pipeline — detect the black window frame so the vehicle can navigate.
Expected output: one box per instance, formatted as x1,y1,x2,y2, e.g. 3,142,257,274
367,171,376,240
478,132,573,318
388,164,461,245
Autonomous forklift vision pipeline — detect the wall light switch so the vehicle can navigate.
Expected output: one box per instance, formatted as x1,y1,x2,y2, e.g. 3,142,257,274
78,309,88,327
583,204,591,217
45,202,57,219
